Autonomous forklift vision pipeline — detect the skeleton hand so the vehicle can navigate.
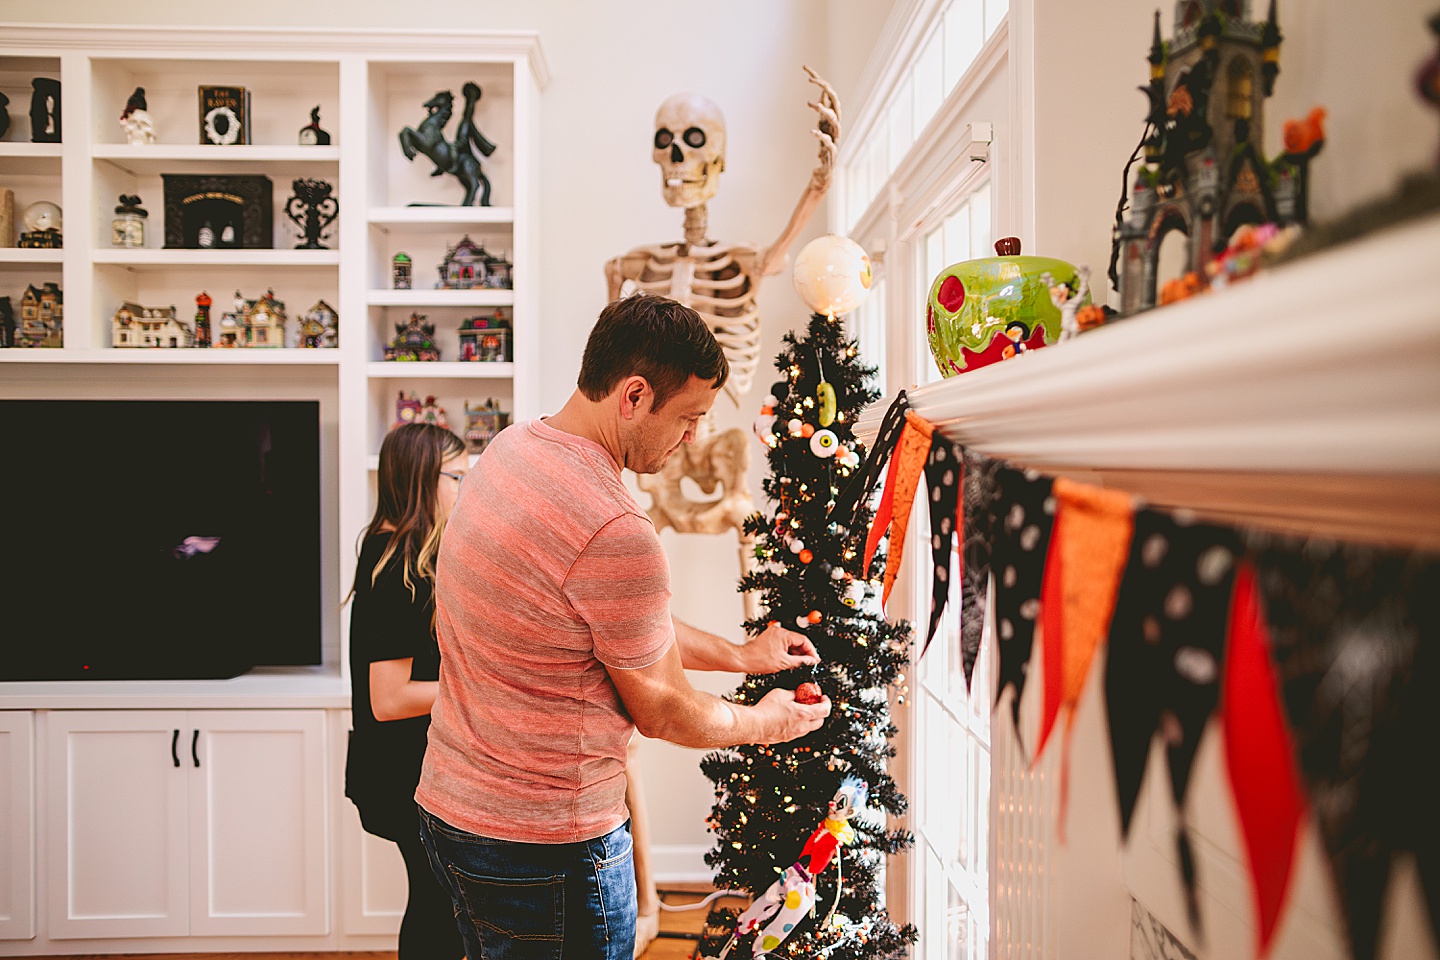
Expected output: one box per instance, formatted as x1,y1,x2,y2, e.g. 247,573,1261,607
803,66,841,189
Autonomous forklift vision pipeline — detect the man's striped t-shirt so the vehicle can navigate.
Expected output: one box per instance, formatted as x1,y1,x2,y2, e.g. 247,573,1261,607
416,417,675,844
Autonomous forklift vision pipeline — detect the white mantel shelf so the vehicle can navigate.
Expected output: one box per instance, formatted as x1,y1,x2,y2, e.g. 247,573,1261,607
855,214,1440,548
0,667,351,710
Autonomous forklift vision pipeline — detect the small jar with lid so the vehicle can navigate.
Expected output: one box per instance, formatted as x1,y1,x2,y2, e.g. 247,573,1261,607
111,194,148,248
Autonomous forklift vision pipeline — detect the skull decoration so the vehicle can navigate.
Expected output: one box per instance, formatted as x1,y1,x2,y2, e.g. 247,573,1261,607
653,93,726,209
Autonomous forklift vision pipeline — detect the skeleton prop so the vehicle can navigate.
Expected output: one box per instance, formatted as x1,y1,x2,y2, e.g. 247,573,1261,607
607,68,842,621
714,779,869,959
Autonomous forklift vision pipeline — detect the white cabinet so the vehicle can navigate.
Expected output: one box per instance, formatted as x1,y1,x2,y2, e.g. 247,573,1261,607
45,709,328,940
0,711,35,941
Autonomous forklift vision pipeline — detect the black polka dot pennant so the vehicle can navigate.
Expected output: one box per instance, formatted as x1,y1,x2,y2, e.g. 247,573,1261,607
960,450,1002,693
1104,510,1240,937
831,391,908,533
990,465,1057,746
921,434,965,660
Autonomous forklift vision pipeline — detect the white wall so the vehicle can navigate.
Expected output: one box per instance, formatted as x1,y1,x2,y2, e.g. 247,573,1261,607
2,0,902,876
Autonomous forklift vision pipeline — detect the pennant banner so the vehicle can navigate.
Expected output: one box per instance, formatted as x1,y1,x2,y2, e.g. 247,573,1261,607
837,413,1439,959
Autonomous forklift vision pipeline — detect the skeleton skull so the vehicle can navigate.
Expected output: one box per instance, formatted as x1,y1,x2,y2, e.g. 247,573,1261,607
653,93,726,209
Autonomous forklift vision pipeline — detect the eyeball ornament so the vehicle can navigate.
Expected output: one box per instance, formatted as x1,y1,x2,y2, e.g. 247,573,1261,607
810,429,839,458
793,234,873,317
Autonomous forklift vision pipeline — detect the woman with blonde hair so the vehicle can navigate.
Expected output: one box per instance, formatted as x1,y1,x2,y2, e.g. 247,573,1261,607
345,422,467,960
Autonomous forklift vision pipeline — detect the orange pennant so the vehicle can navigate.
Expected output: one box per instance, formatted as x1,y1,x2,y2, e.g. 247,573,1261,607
1035,477,1135,759
880,412,935,609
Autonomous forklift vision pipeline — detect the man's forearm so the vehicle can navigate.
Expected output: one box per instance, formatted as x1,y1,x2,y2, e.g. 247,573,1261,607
637,687,765,749
672,616,744,672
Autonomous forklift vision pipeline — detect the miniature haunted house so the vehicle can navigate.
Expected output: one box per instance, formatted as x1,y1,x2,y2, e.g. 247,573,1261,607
1110,0,1320,314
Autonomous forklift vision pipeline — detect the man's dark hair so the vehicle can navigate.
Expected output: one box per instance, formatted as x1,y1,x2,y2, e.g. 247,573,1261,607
578,294,729,409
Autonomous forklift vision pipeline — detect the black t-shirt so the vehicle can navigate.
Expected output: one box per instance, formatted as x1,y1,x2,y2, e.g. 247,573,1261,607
345,531,440,838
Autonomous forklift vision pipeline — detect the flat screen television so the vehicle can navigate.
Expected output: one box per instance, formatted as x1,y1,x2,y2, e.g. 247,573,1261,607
0,399,322,681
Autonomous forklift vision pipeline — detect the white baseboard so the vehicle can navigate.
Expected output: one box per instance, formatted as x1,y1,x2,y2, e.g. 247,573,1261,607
651,843,713,885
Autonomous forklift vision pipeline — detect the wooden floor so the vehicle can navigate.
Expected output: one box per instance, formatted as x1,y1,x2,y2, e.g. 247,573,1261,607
35,888,748,960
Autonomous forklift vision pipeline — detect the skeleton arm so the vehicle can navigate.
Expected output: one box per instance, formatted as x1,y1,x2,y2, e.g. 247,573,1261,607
757,66,842,278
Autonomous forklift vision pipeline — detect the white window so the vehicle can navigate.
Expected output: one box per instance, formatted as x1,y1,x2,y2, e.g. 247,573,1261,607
911,179,993,960
835,0,1008,951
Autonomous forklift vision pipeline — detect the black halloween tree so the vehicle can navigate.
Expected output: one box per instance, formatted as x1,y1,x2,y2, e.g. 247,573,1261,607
700,308,917,960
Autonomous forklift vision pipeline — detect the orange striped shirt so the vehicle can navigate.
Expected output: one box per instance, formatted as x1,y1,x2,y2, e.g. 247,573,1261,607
416,418,675,843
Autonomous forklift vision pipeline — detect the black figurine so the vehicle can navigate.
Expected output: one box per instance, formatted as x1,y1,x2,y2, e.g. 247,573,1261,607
397,82,496,206
285,178,338,249
0,90,10,140
0,296,14,348
299,105,331,146
30,77,61,143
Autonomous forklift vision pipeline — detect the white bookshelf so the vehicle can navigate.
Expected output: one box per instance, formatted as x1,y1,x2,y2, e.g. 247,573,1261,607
0,25,546,681
366,288,514,307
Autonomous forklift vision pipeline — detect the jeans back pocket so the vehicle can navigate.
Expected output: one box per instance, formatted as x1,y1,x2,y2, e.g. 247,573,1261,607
449,865,565,957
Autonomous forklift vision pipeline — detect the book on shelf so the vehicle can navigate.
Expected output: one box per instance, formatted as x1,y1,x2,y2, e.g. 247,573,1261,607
198,85,251,146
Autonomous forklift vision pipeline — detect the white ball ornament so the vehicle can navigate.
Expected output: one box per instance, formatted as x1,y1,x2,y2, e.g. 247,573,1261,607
796,615,811,629
793,234,874,317
787,418,804,437
788,539,806,554
810,429,839,458
753,412,776,442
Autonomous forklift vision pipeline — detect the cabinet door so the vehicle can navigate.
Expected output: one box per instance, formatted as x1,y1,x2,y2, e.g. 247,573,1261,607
0,712,35,941
336,712,407,936
46,710,189,939
188,709,328,936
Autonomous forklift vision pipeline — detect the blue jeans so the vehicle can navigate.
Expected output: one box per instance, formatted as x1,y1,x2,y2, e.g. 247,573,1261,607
418,805,636,960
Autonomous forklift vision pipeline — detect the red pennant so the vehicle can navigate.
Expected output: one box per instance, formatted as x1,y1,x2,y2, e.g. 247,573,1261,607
1222,562,1305,958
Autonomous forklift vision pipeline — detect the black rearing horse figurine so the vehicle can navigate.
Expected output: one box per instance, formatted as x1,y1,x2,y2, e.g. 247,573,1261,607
398,83,496,206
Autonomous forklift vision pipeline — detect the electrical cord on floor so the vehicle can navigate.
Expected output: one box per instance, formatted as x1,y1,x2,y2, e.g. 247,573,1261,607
658,888,746,911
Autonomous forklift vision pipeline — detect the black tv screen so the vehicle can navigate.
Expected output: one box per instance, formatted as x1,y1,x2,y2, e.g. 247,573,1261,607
0,400,322,681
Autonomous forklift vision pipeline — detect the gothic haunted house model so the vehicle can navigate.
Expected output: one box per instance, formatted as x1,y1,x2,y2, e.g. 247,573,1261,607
1111,0,1319,314
18,283,63,348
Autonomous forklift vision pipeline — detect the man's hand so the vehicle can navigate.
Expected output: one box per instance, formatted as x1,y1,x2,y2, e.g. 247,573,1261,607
738,622,820,675
750,687,831,745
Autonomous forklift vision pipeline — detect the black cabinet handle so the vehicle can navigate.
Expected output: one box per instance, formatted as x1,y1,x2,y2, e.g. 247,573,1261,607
171,729,181,767
191,729,200,768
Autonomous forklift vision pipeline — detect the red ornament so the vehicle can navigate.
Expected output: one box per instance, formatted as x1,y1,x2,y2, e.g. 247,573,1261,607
807,610,822,624
800,423,815,438
795,681,823,704
799,549,814,564
937,274,966,312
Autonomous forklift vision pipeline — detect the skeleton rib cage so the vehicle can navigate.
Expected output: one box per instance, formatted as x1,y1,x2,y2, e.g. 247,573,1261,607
618,241,762,404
